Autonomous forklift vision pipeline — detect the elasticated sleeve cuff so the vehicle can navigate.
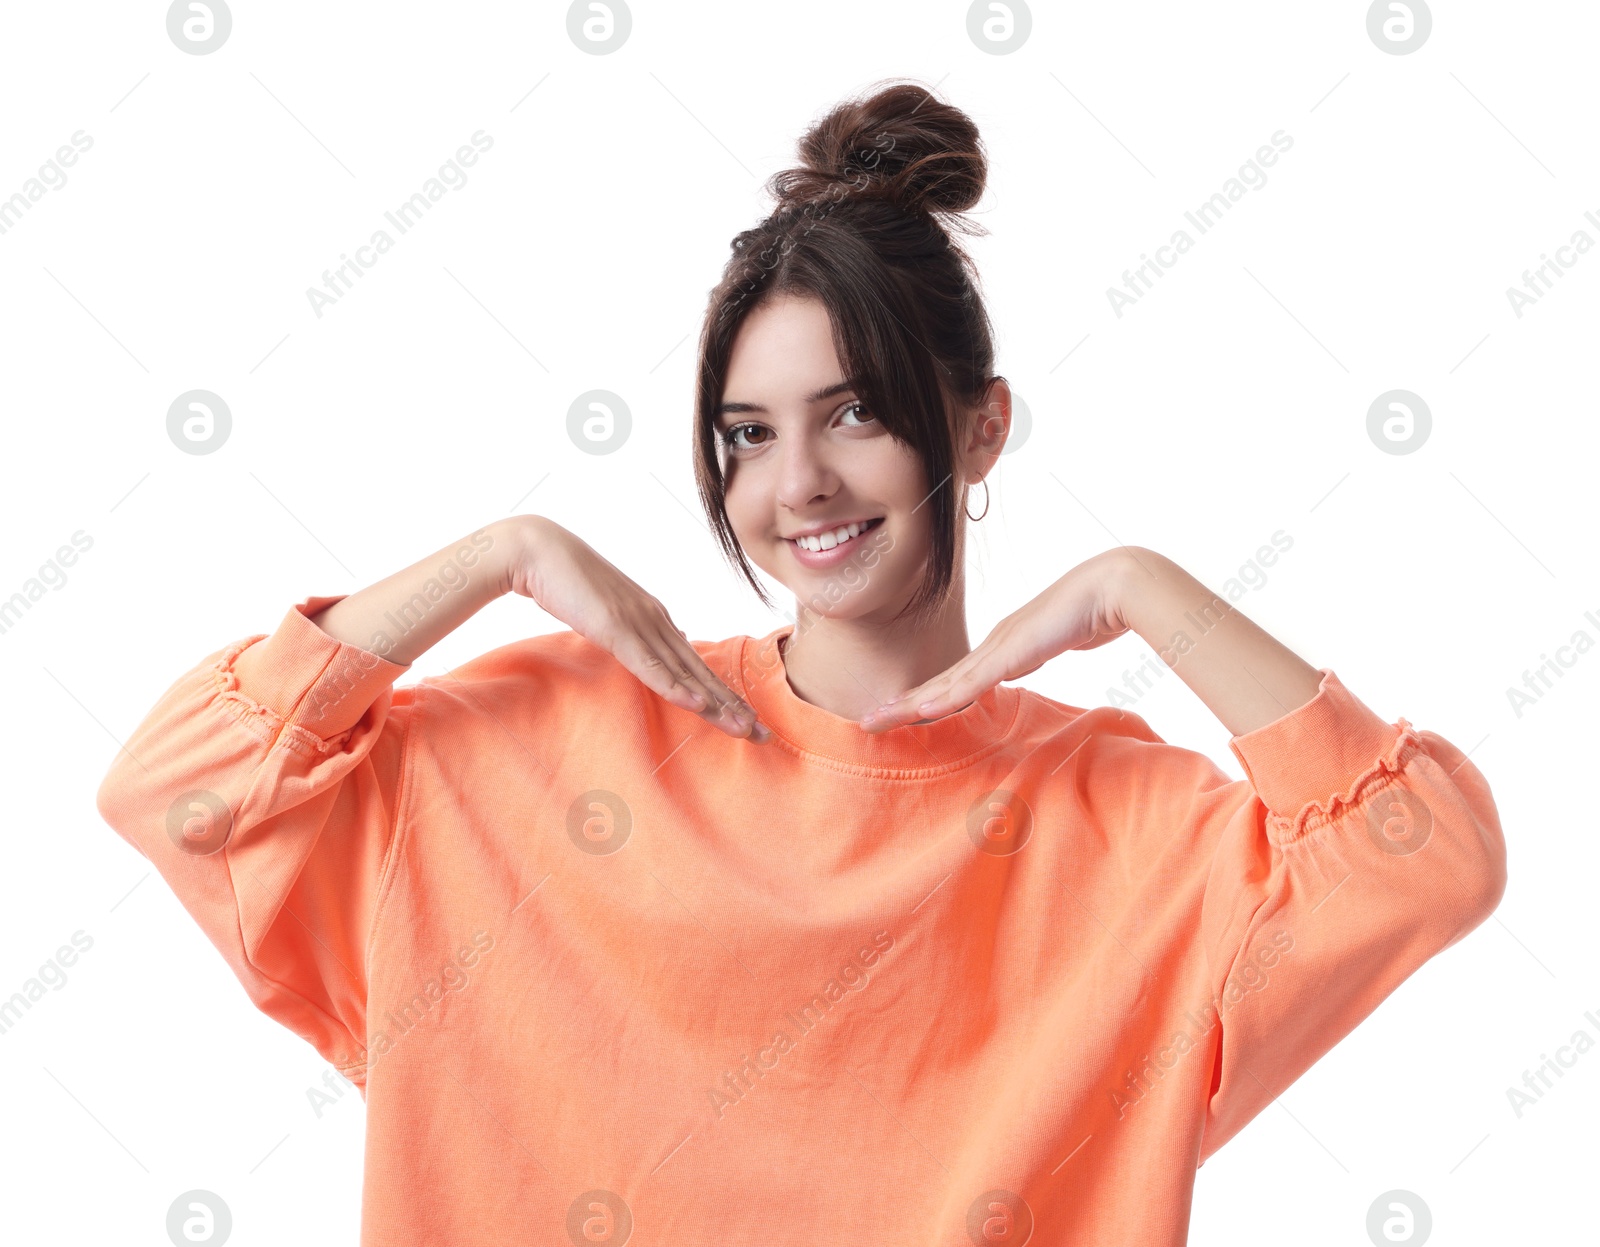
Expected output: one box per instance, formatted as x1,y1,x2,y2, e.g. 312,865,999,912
229,595,412,741
1225,668,1410,842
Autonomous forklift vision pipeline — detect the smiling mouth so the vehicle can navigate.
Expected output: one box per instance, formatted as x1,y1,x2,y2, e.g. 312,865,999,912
785,516,885,553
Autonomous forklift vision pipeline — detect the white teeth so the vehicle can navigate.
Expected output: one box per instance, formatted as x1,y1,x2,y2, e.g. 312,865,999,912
795,520,875,552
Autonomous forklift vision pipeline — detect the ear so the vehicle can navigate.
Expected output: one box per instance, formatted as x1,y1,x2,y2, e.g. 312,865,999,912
961,376,1011,481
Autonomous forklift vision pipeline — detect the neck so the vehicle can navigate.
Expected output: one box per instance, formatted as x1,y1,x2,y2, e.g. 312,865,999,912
779,574,974,723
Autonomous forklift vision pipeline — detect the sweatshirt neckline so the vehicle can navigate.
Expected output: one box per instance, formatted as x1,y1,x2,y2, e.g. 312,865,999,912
736,625,1021,776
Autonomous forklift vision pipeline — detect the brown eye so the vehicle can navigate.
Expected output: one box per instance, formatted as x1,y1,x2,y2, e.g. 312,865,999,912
721,423,769,452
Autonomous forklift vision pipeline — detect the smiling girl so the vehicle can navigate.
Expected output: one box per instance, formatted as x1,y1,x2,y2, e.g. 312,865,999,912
98,80,1506,1245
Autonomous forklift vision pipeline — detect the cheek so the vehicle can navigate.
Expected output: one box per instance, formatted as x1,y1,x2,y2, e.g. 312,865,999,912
721,478,757,539
721,482,776,564
871,442,928,506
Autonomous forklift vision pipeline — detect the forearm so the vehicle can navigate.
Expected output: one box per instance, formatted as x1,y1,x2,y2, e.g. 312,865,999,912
306,518,525,667
1111,548,1324,738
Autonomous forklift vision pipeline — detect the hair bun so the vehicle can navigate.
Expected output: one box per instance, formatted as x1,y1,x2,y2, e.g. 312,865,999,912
767,80,987,222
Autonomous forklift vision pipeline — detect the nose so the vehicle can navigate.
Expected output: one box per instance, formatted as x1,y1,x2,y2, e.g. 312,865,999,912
774,427,842,513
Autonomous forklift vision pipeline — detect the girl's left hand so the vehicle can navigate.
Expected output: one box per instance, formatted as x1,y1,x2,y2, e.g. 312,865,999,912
859,548,1138,732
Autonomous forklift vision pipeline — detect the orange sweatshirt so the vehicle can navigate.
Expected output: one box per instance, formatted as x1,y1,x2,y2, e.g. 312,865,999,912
96,596,1506,1244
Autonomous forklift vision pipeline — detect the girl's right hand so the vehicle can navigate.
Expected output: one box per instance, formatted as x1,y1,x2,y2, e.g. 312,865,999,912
503,516,770,742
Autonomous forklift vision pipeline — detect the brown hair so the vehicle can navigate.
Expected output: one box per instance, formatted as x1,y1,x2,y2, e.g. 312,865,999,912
691,79,1003,628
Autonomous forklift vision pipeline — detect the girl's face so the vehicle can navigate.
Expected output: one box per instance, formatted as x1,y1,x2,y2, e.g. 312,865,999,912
717,294,938,621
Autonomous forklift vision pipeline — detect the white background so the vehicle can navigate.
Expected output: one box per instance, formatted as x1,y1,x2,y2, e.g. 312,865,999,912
1,0,1592,1242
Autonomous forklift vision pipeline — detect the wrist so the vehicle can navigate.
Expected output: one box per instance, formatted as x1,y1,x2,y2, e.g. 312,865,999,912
482,516,529,596
1107,547,1196,640
497,514,555,596
1105,545,1169,631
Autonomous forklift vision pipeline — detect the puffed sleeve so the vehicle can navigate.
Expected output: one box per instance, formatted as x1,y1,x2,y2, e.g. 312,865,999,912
1191,669,1507,1164
94,596,415,1090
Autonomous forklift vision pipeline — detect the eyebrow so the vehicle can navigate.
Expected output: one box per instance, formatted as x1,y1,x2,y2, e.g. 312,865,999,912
716,379,858,419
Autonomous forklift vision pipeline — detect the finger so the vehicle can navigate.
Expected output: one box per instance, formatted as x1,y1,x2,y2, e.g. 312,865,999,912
649,625,740,718
859,683,925,731
859,676,952,731
652,625,769,741
860,665,959,730
907,631,1051,718
616,630,713,716
861,654,986,732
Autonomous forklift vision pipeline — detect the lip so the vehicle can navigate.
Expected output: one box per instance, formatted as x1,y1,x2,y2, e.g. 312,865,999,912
782,516,884,541
783,516,885,569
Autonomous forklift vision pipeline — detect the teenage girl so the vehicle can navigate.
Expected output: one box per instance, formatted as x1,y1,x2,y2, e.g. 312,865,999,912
99,80,1506,1245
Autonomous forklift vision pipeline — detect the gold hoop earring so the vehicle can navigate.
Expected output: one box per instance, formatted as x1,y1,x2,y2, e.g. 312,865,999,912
964,478,989,522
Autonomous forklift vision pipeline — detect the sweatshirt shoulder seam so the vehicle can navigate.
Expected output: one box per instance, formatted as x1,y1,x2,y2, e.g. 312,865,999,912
364,680,420,1056
215,639,383,1081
